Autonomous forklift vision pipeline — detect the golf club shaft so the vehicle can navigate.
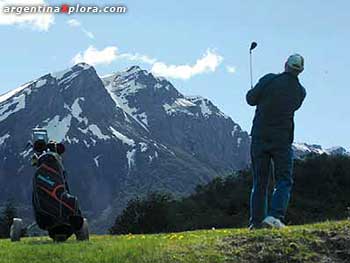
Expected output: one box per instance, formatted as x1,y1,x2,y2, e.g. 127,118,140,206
250,51,253,88
249,42,257,89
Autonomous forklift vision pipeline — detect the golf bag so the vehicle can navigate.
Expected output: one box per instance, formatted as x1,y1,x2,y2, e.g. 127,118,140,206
31,128,87,241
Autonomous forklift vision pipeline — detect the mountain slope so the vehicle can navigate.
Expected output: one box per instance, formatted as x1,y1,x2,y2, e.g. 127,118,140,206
0,64,250,229
102,66,250,171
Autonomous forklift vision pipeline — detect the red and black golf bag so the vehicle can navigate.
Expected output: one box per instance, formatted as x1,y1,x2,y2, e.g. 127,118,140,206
31,128,88,241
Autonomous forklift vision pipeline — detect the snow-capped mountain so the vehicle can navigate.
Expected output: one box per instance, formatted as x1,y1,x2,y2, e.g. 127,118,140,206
292,143,349,158
0,63,250,230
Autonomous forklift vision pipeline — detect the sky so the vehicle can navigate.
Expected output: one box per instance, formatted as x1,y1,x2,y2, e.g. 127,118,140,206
0,0,349,149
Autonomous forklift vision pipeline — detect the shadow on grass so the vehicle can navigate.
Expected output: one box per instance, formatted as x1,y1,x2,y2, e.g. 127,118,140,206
25,239,82,245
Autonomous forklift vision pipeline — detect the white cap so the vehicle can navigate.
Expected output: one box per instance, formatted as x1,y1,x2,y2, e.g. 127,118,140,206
286,54,304,72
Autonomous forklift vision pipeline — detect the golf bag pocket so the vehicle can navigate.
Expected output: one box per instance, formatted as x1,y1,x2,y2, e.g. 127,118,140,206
33,154,80,223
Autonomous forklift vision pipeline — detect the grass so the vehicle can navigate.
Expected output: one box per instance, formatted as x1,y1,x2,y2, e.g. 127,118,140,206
0,220,349,263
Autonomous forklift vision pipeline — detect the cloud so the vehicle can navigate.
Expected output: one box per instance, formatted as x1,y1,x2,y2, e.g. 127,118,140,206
151,49,223,80
226,66,236,74
67,19,81,27
82,29,95,39
0,0,54,31
72,46,154,66
119,53,157,65
72,46,223,79
72,46,118,66
66,19,95,39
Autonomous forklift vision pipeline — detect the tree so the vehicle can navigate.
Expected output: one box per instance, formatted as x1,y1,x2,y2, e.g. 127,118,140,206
0,199,18,238
110,192,174,234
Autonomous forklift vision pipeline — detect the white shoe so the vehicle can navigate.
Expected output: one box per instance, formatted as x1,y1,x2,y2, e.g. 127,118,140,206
262,216,286,229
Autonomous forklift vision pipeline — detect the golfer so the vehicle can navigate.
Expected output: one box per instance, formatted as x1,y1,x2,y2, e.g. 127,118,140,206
246,54,306,229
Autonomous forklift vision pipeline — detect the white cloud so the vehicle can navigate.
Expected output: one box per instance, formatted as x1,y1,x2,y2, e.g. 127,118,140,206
119,53,157,65
66,19,95,39
67,19,81,27
82,29,95,39
151,49,223,80
71,46,223,80
0,0,54,31
72,46,118,66
71,46,157,67
226,66,236,74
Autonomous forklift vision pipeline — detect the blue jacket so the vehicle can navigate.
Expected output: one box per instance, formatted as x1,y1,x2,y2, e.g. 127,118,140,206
246,72,306,145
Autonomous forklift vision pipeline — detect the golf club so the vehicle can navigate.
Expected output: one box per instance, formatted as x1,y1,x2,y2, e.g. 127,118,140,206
249,42,276,185
249,41,258,88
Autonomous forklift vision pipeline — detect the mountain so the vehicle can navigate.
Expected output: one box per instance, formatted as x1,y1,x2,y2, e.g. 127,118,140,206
0,63,250,230
292,143,349,158
292,143,327,158
325,146,349,156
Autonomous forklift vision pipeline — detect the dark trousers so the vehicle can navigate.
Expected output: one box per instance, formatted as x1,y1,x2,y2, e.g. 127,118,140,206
249,139,294,226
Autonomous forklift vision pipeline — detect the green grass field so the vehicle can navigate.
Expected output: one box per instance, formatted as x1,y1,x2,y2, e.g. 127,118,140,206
0,220,349,263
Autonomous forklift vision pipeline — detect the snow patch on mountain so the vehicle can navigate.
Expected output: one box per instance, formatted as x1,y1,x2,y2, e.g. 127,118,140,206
139,142,148,152
125,65,144,75
163,95,230,119
126,149,136,169
293,143,312,152
163,103,176,115
81,124,109,140
0,81,33,104
148,150,159,163
59,71,82,87
137,112,148,126
70,98,88,125
43,115,72,142
231,125,240,137
163,98,196,116
293,143,327,155
198,99,212,116
51,63,91,80
51,63,92,88
187,96,229,119
20,148,32,158
0,93,26,122
65,136,79,144
83,140,90,148
35,79,47,88
51,68,71,80
94,155,101,167
110,126,135,146
154,83,170,90
0,134,10,145
175,98,196,108
103,77,149,131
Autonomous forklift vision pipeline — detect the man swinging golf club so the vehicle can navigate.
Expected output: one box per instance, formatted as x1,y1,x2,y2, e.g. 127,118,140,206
246,47,306,229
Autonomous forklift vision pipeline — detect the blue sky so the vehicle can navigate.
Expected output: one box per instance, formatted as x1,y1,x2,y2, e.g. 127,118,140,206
1,0,349,149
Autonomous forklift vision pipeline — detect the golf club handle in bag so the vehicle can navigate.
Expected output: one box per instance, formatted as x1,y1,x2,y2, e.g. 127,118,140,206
250,51,253,88
249,41,258,89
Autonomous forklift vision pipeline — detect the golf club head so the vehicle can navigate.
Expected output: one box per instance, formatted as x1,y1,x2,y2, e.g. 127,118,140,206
250,42,257,52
